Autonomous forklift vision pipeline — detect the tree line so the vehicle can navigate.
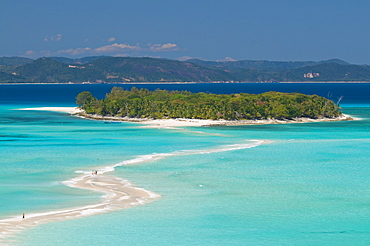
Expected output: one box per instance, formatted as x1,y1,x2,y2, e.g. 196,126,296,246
76,87,342,120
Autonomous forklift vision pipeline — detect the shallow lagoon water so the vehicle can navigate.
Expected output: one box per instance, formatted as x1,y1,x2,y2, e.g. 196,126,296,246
1,84,370,245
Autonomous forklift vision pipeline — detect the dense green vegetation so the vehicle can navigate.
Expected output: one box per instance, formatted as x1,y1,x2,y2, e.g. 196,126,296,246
0,57,33,66
88,57,230,82
1,56,369,83
0,57,229,83
77,87,342,120
14,58,102,83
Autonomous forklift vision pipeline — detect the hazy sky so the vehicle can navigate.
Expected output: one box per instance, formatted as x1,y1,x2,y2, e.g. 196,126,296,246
2,0,370,64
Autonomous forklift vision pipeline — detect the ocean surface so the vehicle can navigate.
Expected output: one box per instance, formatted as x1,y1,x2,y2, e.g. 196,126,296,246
1,83,370,245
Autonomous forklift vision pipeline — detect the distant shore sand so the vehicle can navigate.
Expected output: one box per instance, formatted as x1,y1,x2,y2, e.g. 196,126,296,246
19,106,355,128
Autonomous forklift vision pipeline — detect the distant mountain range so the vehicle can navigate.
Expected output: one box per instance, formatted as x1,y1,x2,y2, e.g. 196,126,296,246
0,56,369,83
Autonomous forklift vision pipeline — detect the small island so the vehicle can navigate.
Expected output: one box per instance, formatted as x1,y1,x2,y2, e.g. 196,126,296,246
74,87,350,127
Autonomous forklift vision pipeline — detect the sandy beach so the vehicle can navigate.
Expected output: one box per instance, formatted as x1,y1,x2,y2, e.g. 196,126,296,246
19,106,355,128
0,173,160,241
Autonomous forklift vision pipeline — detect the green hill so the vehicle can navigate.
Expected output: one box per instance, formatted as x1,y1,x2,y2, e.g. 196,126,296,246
2,56,231,83
88,57,231,82
286,63,370,81
14,57,103,83
0,56,369,83
0,57,33,66
48,56,109,64
186,58,350,71
0,71,25,82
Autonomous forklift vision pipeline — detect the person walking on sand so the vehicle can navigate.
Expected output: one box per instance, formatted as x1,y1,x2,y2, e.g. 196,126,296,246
22,213,25,219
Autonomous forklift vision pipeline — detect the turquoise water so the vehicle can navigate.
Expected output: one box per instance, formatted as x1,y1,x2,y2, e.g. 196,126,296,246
1,85,370,245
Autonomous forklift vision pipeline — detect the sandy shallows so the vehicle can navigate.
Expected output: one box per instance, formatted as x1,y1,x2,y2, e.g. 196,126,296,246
0,174,160,242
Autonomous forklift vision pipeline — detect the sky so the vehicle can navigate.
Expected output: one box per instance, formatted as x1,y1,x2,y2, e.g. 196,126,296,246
2,0,370,64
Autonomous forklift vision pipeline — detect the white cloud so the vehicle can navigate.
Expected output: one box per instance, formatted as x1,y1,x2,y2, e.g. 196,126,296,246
51,34,63,41
94,43,140,53
56,47,92,56
177,56,198,61
23,41,180,58
24,50,36,56
217,57,238,62
107,37,116,42
224,57,237,61
149,43,179,52
54,43,139,56
39,50,53,56
113,53,129,57
44,34,62,42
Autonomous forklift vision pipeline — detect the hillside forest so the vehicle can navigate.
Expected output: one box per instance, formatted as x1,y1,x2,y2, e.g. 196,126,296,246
1,56,370,83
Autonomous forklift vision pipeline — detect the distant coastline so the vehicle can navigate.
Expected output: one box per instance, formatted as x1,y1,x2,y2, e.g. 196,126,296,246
3,81,370,86
3,56,370,84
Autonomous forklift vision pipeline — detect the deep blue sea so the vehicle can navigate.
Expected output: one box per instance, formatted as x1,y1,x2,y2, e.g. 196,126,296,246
1,83,370,245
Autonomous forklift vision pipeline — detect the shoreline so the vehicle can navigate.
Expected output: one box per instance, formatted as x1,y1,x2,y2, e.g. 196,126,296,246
2,81,370,85
79,113,355,128
0,137,269,242
0,173,160,241
19,107,355,128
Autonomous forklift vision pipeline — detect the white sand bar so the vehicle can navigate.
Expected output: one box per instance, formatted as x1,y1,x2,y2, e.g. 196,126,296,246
18,107,82,114
0,174,160,242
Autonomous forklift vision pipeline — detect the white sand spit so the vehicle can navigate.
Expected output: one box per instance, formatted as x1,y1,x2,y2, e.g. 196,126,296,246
18,107,82,114
0,174,159,242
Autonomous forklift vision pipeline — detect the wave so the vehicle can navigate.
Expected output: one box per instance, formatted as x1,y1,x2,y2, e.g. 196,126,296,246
0,139,268,242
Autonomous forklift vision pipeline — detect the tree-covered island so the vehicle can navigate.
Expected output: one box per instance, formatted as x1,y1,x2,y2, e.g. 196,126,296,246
76,87,343,122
